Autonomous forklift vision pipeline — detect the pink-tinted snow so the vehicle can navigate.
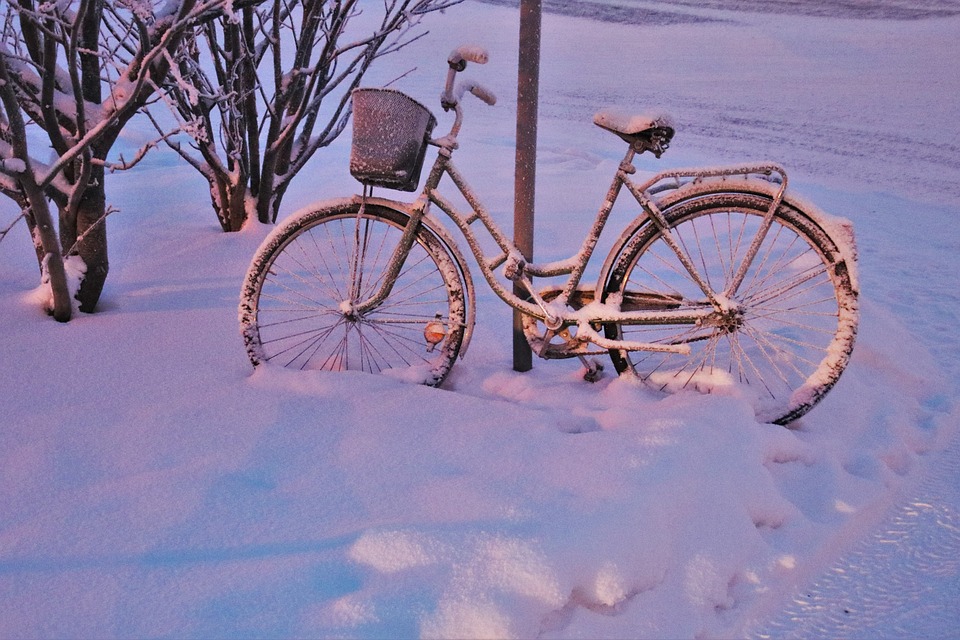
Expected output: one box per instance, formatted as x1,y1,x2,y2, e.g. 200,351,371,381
1,1,958,638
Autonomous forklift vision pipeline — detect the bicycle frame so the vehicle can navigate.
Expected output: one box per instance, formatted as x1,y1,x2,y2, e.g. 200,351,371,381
350,101,789,357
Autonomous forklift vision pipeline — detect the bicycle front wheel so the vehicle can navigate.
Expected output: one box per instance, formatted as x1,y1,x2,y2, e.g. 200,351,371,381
603,191,858,425
240,202,467,385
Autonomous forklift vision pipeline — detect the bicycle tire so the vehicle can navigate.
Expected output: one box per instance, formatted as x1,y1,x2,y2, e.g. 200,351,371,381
602,191,858,425
240,201,467,385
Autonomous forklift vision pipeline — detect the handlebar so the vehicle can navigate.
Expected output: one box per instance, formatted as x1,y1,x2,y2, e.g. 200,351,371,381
442,45,496,111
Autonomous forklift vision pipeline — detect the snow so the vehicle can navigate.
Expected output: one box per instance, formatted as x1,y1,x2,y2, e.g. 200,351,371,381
449,44,490,65
2,1,959,638
1,158,26,174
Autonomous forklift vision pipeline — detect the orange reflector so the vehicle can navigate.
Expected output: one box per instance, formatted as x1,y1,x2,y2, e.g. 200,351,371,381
424,320,446,345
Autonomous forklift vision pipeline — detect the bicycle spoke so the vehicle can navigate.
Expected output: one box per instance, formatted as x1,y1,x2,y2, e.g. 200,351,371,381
258,309,342,331
317,327,350,372
674,218,713,294
265,318,346,369
735,223,790,299
626,244,697,300
267,249,341,307
743,262,832,309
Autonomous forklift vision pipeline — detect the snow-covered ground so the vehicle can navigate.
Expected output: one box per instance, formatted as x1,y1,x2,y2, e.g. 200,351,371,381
1,1,958,637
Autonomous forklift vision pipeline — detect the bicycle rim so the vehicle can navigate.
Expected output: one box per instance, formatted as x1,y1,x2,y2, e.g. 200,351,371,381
605,193,857,424
243,205,466,385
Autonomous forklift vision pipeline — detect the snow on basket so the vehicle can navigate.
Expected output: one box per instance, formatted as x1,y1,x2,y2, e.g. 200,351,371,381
350,88,437,192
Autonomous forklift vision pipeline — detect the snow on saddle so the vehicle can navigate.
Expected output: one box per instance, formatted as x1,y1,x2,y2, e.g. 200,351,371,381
594,108,675,157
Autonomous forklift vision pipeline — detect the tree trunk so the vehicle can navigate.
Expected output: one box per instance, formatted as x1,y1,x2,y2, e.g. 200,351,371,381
23,210,45,268
26,195,72,322
68,0,108,313
267,179,289,224
19,181,72,321
61,165,109,313
256,167,276,224
0,56,71,321
210,173,249,232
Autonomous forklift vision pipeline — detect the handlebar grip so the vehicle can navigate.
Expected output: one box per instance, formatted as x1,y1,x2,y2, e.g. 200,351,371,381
451,81,497,107
448,45,489,69
468,83,497,106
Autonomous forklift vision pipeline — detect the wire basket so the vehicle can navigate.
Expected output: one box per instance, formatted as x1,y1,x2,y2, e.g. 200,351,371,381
350,88,437,192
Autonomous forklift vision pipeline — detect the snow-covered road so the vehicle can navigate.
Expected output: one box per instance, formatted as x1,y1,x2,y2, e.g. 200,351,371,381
758,433,960,637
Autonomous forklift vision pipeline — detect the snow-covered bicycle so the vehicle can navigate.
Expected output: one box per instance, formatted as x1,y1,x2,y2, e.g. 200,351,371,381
239,46,859,425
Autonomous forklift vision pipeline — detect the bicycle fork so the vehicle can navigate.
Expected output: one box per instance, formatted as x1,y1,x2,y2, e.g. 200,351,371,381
346,194,430,318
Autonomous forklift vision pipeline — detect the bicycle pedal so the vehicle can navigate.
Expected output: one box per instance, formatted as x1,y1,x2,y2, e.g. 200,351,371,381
577,356,604,383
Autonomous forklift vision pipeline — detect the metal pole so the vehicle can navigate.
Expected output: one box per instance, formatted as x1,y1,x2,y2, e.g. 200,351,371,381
513,0,541,372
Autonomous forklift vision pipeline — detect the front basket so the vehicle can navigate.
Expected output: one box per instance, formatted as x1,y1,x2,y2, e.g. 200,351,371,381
350,88,437,192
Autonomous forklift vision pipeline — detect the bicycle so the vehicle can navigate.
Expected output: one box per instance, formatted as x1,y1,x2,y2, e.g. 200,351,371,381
239,45,859,425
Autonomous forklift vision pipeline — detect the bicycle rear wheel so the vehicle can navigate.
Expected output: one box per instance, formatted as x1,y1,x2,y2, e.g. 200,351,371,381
603,191,858,425
240,202,467,385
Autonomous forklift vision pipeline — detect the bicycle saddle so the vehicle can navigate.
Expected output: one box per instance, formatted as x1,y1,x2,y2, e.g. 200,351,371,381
594,109,675,157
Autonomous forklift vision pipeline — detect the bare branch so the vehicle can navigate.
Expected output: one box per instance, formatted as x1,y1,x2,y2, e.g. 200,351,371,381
0,209,25,244
97,131,175,172
62,203,118,257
